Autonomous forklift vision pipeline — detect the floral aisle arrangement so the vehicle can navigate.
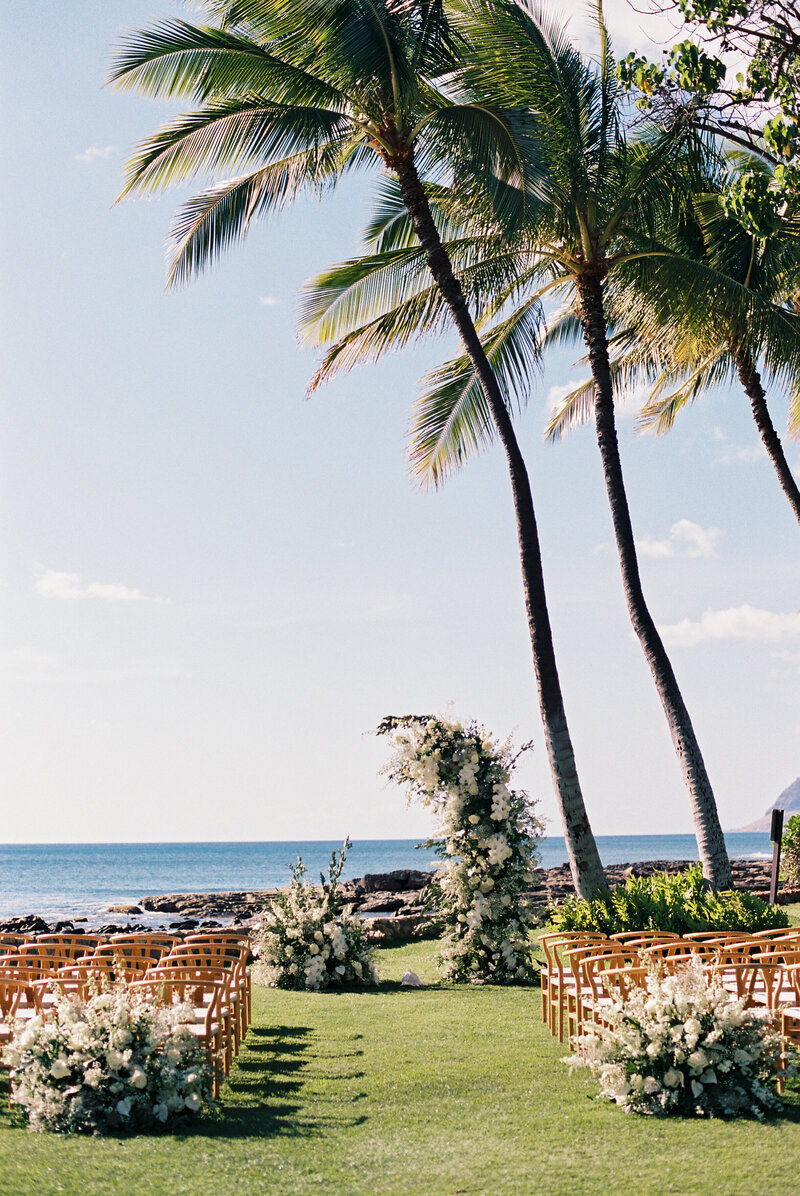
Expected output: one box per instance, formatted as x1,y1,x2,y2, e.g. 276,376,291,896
568,958,790,1118
4,984,212,1134
378,714,543,984
253,838,378,991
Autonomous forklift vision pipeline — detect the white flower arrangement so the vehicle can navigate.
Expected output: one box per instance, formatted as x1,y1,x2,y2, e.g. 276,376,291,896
378,714,543,984
4,983,212,1134
253,838,378,992
568,958,792,1118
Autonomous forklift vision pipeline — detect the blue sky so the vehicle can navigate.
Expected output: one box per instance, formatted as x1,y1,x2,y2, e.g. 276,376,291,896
1,1,798,844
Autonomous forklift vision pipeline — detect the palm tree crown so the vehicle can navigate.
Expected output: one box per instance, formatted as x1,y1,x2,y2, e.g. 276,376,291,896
110,0,610,897
300,0,736,886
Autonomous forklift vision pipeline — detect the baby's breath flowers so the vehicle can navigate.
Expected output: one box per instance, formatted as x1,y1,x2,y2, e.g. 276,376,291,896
379,715,542,984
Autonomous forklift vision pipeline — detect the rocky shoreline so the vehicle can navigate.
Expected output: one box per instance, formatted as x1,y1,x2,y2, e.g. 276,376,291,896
2,858,796,941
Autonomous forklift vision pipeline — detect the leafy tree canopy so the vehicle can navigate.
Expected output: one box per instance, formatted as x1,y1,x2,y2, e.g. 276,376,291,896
617,1,800,234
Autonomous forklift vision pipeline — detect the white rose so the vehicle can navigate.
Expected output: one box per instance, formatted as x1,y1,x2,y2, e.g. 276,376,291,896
308,943,320,955
184,1092,201,1112
130,1067,148,1089
314,931,324,944
116,1098,132,1117
50,1058,70,1080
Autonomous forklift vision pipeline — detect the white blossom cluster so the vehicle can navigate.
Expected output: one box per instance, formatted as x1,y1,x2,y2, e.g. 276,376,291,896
379,715,543,984
253,840,378,992
4,983,211,1134
568,958,792,1118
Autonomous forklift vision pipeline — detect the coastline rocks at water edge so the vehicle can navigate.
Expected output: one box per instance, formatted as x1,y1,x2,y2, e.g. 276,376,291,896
3,858,796,937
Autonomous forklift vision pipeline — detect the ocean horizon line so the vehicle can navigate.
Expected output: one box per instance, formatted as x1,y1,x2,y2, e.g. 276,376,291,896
0,831,761,848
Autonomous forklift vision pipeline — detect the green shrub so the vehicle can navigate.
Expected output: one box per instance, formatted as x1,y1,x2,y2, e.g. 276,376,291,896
550,865,788,935
781,814,800,886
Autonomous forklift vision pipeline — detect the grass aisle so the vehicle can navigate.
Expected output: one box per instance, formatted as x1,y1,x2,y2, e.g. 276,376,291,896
1,939,798,1195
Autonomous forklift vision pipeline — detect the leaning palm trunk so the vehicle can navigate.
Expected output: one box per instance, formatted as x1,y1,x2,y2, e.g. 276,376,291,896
576,272,732,889
732,342,800,528
390,150,608,898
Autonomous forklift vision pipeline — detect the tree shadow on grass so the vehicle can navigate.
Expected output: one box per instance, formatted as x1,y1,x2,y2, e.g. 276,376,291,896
183,1023,367,1140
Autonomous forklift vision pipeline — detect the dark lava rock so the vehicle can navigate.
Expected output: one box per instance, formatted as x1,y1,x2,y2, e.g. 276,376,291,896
364,913,432,942
142,899,180,913
359,869,434,894
359,895,407,914
169,919,199,930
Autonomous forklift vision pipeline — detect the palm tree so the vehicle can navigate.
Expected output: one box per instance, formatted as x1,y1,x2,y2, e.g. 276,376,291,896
548,157,800,531
109,0,608,896
300,0,736,887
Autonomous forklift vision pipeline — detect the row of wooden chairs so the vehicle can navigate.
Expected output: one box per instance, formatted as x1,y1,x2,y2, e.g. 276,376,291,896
539,928,800,1093
539,928,800,1046
0,930,252,1098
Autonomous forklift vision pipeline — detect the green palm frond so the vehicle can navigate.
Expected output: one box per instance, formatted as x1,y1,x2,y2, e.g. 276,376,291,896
119,98,354,198
789,381,800,437
543,375,595,441
108,18,349,107
409,297,543,485
636,356,733,434
166,144,373,285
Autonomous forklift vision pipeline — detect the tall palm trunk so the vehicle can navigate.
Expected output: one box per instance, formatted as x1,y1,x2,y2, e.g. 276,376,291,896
390,150,608,898
732,342,800,528
576,270,732,889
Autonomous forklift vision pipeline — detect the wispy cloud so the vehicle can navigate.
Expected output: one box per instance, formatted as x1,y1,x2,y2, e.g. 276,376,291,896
35,569,156,603
637,519,722,560
709,426,765,467
74,145,116,164
660,604,800,647
258,295,280,307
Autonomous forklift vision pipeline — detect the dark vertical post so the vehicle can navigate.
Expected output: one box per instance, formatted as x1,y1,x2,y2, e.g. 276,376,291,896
769,809,784,906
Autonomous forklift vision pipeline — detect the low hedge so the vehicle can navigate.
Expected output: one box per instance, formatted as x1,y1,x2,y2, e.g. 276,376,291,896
549,865,789,935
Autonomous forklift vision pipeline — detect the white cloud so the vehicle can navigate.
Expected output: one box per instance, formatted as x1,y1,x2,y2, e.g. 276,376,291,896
35,569,154,603
74,145,116,163
258,295,280,307
660,605,800,647
637,519,722,560
712,442,765,467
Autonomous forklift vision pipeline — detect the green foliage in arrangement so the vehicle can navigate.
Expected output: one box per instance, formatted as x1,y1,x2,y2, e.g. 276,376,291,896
550,866,789,935
252,838,378,991
781,814,800,886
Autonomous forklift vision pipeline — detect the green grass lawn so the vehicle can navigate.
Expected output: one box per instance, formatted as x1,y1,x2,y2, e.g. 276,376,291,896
1,931,798,1196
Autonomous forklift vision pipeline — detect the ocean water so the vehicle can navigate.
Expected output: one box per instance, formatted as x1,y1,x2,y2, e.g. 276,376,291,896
0,833,773,926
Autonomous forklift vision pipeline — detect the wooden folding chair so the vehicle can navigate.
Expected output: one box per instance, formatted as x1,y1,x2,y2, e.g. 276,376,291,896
33,934,107,958
108,933,178,954
538,932,609,1040
166,943,251,1035
779,962,800,1093
563,944,634,1043
129,975,228,1098
90,943,169,979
